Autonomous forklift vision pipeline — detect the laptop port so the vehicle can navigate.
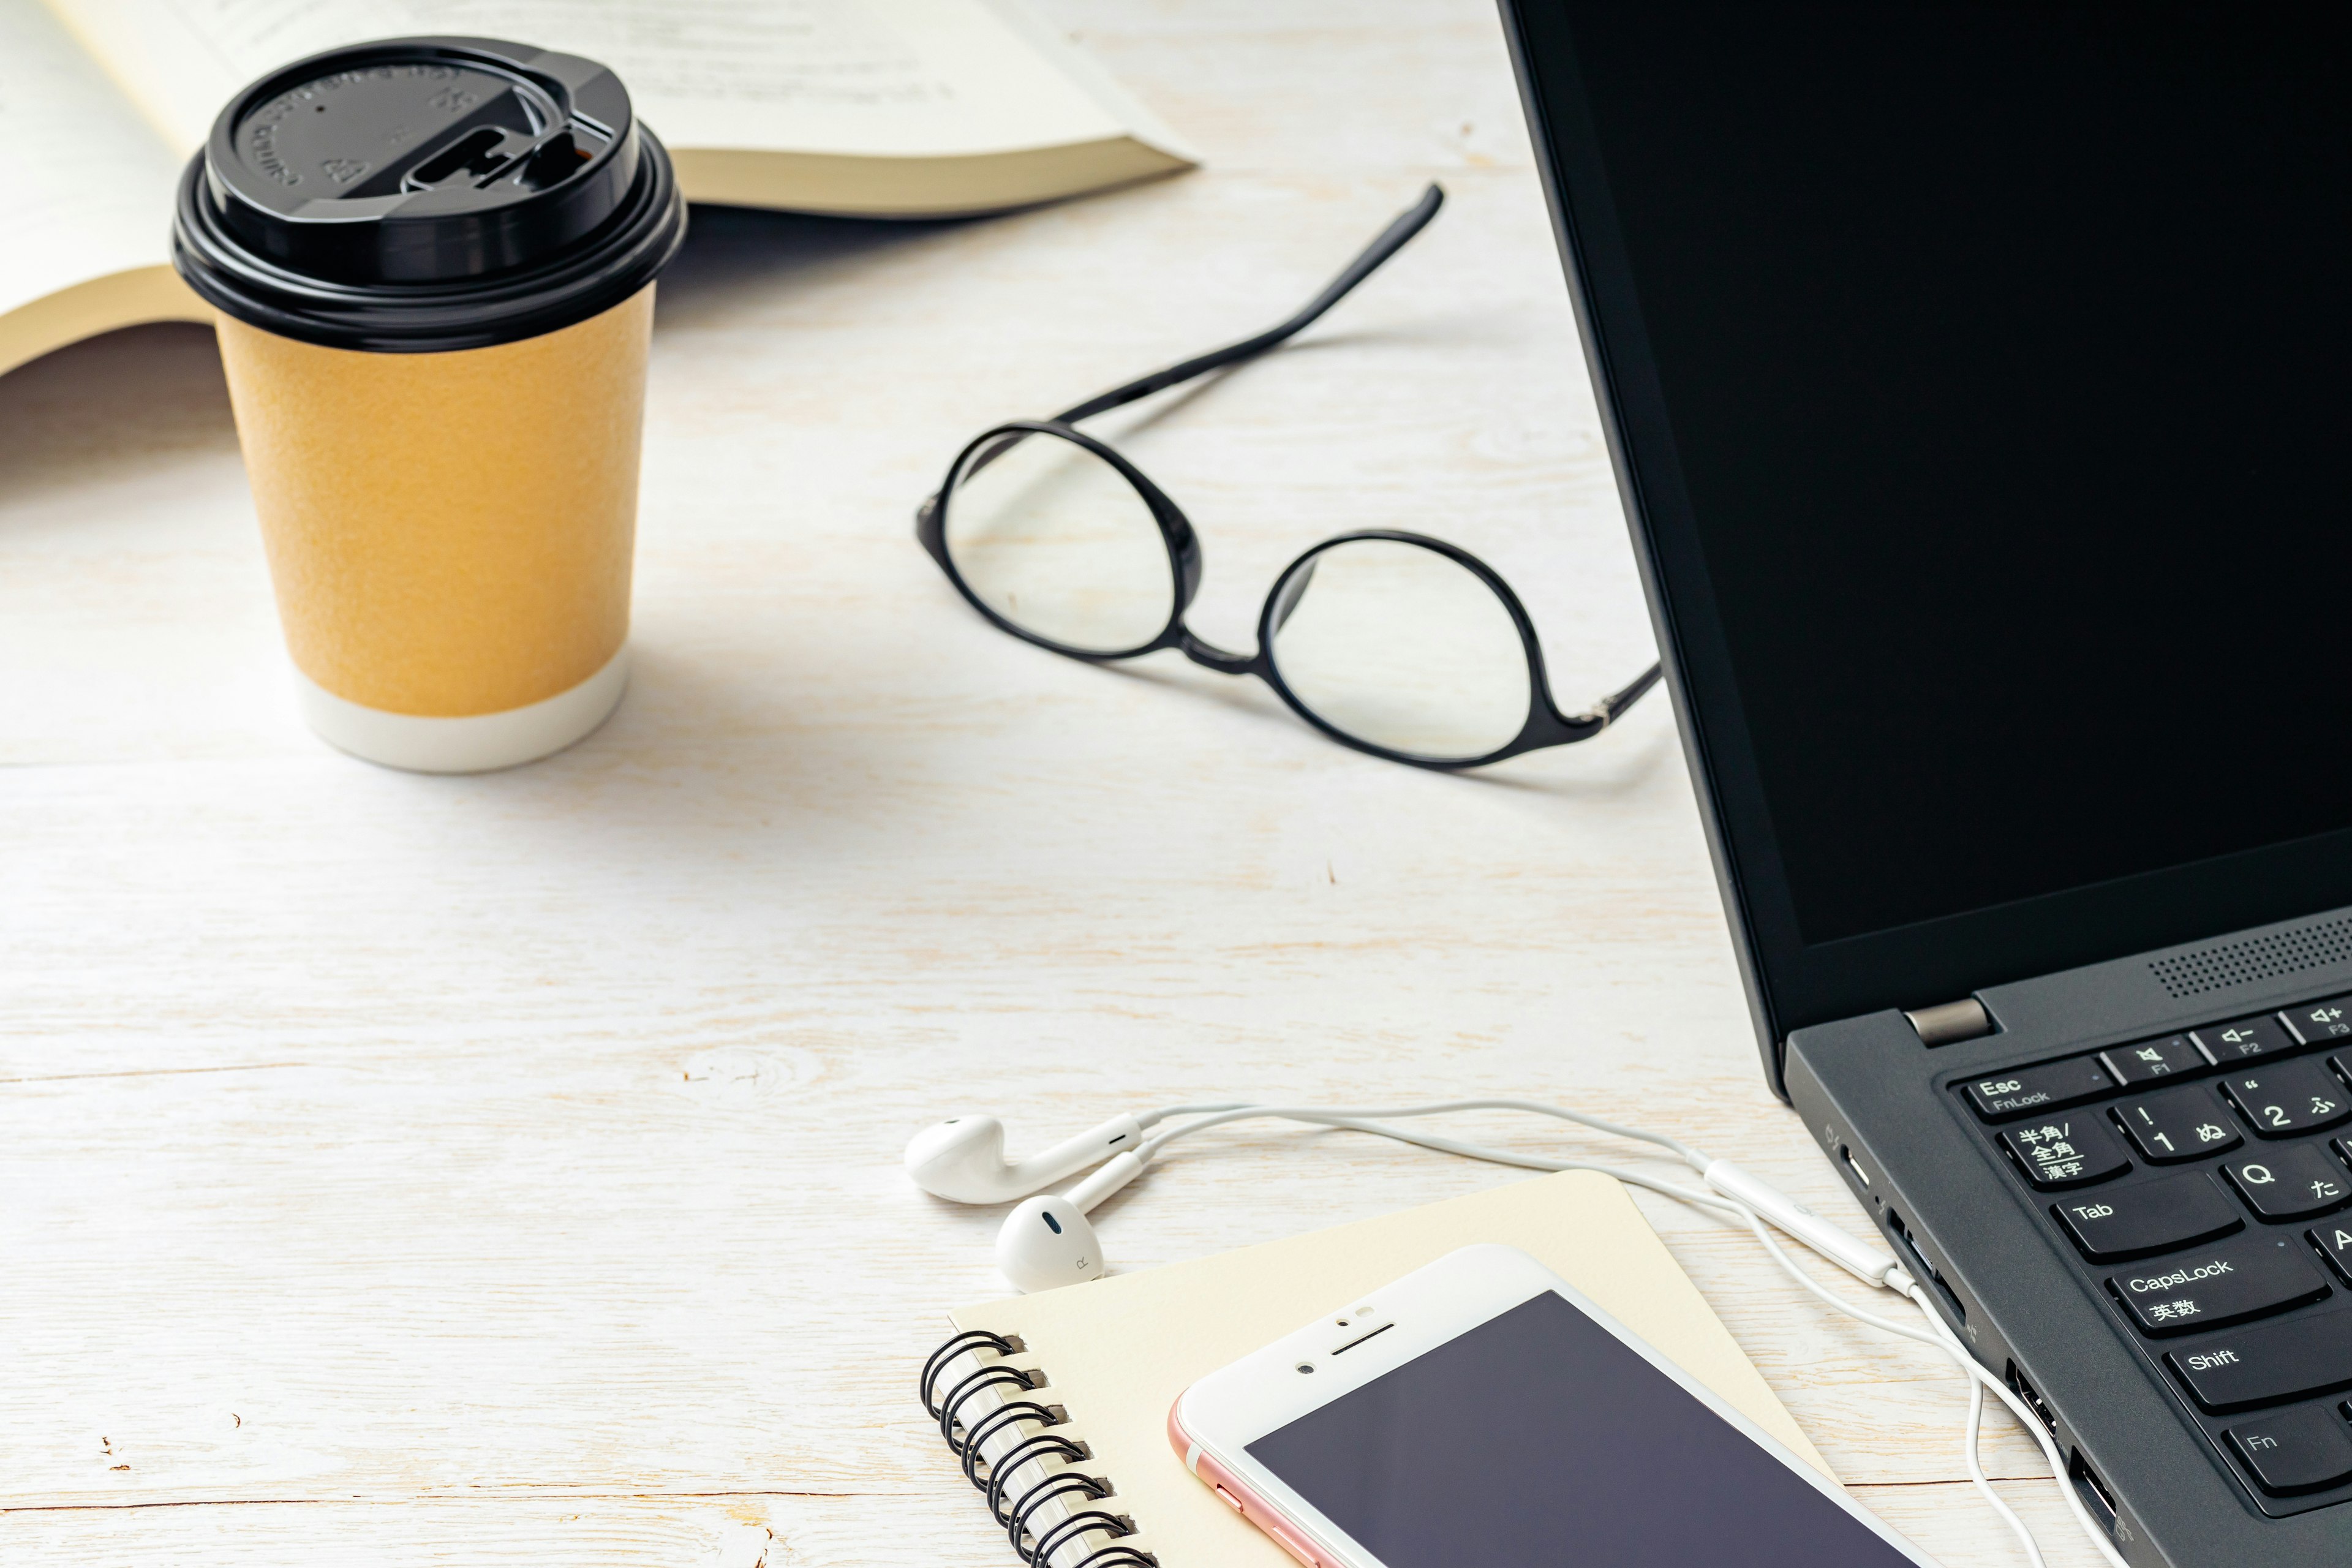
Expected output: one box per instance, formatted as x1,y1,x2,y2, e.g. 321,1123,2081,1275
1839,1144,1875,1193
1885,1209,1966,1325
2070,1449,2120,1536
2007,1362,2059,1438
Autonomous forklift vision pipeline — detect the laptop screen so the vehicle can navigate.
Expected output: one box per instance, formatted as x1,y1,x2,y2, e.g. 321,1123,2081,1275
1510,3,2352,1049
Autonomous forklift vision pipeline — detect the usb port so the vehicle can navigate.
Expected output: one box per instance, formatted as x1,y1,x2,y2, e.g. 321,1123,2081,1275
2070,1449,2120,1536
1886,1209,1966,1325
2007,1362,2059,1438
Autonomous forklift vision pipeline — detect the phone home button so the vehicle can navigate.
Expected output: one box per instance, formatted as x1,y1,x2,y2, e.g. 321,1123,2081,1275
1266,1523,1320,1566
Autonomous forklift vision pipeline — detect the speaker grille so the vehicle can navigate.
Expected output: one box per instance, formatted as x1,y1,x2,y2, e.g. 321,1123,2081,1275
2149,917,2352,999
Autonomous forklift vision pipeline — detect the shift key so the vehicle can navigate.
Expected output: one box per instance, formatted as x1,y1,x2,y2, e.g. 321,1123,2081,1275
2167,1312,2352,1412
2054,1171,2242,1261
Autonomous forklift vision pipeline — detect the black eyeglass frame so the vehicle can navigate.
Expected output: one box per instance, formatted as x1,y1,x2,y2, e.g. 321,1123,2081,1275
915,184,1662,772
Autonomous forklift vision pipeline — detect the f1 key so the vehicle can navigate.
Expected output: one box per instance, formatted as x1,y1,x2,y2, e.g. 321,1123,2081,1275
2108,1235,2329,1336
2101,1035,2207,1085
2055,1171,2242,1261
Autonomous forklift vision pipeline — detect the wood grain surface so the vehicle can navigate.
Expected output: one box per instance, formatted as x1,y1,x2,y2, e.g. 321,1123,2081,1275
0,1,2091,1563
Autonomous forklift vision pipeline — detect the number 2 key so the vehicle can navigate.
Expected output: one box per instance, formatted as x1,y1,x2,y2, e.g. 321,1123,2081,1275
2222,1058,2352,1139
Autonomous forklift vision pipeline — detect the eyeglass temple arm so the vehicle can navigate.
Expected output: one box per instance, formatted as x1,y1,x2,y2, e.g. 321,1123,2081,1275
1567,661,1665,734
920,185,1447,517
1047,184,1447,428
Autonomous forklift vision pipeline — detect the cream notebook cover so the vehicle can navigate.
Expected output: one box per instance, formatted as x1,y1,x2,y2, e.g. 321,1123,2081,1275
925,1170,1831,1568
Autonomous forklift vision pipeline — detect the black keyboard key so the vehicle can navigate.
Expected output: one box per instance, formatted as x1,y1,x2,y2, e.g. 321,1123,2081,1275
2225,1144,2352,1221
2169,1313,2352,1411
1962,1058,2114,1120
2227,1404,2352,1493
2222,1058,2352,1139
1998,1116,2130,1189
2196,1016,2300,1063
2108,1235,2330,1336
2284,997,2352,1047
2114,1086,2242,1163
2314,1221,2352,1286
2055,1172,2242,1261
2101,1034,2209,1084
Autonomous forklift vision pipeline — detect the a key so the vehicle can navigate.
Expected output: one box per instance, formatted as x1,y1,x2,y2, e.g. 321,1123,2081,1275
2195,1016,2300,1063
2101,1034,2208,1085
2167,1312,2352,1411
2226,1404,2352,1494
2053,1171,2242,1261
2310,1218,2352,1286
2284,997,2352,1047
1962,1058,2113,1120
2224,1144,2352,1221
2107,1235,2329,1336
1997,1117,2129,1189
2113,1086,2242,1164
2222,1058,2352,1139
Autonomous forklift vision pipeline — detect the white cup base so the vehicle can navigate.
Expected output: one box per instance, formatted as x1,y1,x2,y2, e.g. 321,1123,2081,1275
295,646,630,774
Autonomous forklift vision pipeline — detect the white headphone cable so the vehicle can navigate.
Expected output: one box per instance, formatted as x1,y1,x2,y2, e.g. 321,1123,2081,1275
1124,1098,2130,1568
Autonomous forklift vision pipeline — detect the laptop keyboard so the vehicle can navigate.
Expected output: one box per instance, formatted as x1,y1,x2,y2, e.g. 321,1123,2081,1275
1958,996,2352,1514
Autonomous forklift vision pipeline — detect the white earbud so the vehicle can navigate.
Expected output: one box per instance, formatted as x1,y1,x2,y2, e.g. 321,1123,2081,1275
993,1152,1146,1292
903,1112,1146,1204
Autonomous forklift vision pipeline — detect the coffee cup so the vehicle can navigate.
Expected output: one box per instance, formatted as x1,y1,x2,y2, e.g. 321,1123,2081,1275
172,37,686,772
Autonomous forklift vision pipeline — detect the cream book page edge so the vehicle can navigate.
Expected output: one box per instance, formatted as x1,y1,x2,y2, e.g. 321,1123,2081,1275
948,1170,1833,1568
48,0,1196,213
1,0,206,378
0,269,211,381
670,138,1189,217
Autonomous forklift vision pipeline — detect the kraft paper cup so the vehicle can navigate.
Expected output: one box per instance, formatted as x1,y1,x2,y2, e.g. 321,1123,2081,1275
170,37,687,771
215,288,650,772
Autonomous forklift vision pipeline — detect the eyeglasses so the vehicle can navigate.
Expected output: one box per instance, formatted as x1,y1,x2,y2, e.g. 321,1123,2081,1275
915,184,1662,771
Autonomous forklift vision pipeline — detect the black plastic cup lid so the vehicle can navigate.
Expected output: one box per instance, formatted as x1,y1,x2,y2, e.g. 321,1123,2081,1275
173,37,686,352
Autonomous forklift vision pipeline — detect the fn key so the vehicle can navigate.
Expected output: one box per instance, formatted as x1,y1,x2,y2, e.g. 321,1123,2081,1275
2228,1406,2352,1494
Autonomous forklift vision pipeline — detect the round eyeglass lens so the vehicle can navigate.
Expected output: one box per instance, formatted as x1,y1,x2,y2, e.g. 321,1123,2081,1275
1267,538,1534,761
941,429,1175,655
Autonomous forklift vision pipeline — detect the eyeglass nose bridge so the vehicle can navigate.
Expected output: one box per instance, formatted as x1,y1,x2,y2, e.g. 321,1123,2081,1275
1174,630,1259,677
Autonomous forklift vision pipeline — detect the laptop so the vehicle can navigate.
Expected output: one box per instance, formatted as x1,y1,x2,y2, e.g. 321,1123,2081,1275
1497,4,2352,1562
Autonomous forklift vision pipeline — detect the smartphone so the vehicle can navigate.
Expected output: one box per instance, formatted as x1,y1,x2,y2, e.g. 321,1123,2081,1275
1167,1243,1940,1568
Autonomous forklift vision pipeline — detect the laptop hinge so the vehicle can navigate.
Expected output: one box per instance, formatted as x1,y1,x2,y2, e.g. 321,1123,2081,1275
1905,997,1992,1047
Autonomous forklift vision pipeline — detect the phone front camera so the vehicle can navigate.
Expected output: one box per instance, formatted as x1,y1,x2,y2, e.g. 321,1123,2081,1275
1295,1362,1315,1374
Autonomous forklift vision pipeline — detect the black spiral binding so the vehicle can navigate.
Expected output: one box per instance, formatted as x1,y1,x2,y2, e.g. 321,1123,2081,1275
922,1329,1158,1568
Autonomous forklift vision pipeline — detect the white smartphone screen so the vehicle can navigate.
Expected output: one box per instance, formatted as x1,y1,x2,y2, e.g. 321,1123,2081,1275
1242,1288,1918,1567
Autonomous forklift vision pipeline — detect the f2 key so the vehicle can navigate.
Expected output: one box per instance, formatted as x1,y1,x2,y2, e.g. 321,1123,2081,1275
2196,1016,2300,1063
2222,1058,2352,1139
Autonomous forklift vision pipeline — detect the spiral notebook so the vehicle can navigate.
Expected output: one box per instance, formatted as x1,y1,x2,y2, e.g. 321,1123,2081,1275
917,1170,1833,1568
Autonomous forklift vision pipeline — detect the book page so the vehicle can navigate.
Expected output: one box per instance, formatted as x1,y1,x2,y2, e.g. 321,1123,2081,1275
0,0,182,318
48,0,1161,164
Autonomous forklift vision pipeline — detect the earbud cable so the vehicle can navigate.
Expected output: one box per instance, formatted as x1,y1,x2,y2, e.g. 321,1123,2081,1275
1126,1098,2132,1568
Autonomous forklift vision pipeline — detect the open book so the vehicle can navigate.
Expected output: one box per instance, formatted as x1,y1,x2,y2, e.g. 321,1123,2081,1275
0,0,1195,377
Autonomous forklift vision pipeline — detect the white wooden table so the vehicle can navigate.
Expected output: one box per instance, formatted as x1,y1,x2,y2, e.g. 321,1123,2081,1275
0,2,2090,1564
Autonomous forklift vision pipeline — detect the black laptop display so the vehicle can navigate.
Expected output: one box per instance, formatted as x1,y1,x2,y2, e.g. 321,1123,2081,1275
1500,4,2352,1562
